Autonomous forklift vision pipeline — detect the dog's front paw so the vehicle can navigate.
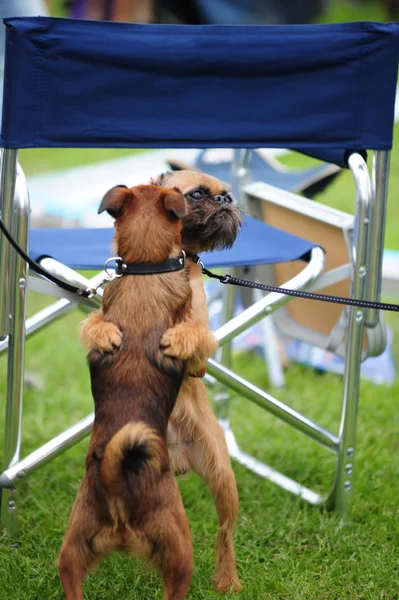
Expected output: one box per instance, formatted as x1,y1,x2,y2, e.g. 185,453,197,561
80,317,123,353
96,322,123,353
160,325,196,360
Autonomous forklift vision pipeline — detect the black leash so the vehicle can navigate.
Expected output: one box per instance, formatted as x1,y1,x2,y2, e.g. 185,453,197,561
1,217,398,312
201,266,399,313
0,218,93,298
0,217,186,298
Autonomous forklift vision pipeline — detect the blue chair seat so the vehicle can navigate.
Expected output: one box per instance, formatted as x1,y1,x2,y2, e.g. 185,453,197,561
29,216,317,271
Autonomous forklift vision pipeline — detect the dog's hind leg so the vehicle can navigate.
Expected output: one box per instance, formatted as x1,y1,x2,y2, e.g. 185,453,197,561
184,406,242,593
161,543,193,600
58,521,115,600
210,466,242,594
58,546,89,600
143,477,193,600
58,480,113,600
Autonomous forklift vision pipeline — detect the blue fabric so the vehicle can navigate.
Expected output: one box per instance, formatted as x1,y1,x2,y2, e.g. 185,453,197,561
29,216,317,271
1,18,398,151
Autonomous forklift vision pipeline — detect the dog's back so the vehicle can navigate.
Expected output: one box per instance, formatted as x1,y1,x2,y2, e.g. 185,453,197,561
86,273,188,525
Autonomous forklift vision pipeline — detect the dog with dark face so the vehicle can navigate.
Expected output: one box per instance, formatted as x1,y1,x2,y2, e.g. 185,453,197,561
59,184,220,600
80,170,243,593
156,170,241,253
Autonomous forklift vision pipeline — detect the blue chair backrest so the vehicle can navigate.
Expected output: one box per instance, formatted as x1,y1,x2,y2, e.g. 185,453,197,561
1,17,398,168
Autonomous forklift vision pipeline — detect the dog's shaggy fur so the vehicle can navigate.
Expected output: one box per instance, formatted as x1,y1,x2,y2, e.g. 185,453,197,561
59,185,217,600
80,171,243,593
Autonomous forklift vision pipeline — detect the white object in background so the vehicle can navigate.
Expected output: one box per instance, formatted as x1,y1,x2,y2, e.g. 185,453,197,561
253,287,285,388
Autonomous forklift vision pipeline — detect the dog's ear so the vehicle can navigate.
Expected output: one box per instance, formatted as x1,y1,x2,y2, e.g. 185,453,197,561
98,185,131,218
162,187,187,219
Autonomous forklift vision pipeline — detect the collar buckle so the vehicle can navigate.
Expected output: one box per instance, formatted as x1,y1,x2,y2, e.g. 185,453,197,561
104,256,124,279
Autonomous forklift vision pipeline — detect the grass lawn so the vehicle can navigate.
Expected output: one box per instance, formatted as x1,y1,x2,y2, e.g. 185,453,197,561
1,1,398,599
1,291,398,600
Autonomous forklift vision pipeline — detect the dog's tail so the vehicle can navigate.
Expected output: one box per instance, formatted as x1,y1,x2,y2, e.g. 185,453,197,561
100,422,164,495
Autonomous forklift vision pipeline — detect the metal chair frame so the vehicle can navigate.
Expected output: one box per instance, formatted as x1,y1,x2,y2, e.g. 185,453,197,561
0,144,391,536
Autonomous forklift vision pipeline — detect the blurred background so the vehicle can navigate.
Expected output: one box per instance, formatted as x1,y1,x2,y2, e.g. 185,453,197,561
1,0,398,24
39,0,399,23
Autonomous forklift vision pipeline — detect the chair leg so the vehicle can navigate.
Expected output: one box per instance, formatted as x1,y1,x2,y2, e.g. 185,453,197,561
328,305,364,522
0,167,29,538
328,153,371,522
0,149,18,340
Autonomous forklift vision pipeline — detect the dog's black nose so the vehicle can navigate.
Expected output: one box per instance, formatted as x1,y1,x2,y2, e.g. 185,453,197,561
214,194,232,204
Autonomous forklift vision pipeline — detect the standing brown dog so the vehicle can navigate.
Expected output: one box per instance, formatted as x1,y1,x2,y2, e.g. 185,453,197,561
80,170,243,593
59,184,217,600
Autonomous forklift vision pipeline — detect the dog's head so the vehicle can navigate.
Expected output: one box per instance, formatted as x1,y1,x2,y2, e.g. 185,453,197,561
154,170,243,254
98,184,187,263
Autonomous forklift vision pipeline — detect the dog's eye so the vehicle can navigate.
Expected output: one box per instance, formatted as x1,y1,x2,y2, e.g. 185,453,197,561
188,189,205,202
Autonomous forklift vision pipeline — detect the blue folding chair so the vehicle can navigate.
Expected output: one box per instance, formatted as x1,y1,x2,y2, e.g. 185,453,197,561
0,18,397,538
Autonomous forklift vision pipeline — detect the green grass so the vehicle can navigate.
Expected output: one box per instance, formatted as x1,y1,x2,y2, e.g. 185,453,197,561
1,1,399,598
0,291,398,599
19,148,144,177
317,0,388,23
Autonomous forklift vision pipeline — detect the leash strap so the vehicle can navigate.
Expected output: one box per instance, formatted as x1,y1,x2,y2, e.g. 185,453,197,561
201,267,399,313
0,218,186,298
0,218,93,298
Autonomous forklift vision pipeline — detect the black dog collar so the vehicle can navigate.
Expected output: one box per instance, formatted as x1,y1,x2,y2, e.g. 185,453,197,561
114,251,187,276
